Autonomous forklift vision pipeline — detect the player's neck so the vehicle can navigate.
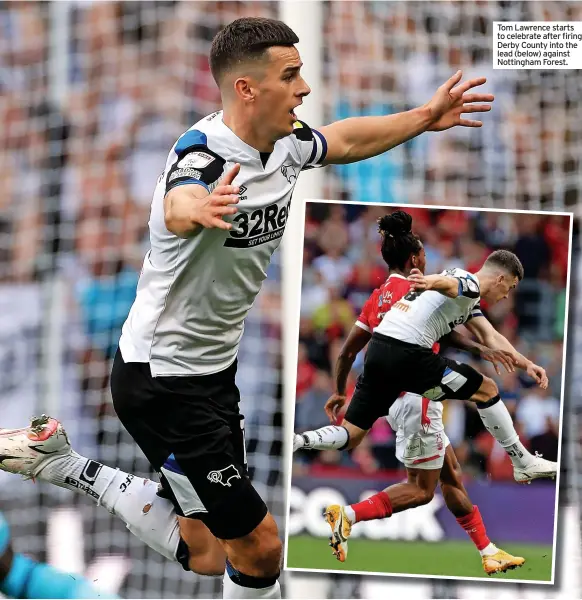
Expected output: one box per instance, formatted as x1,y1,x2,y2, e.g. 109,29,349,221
389,268,407,278
222,109,276,153
475,269,492,296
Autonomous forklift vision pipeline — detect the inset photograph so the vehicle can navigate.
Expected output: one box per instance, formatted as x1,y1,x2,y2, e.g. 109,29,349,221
286,201,572,584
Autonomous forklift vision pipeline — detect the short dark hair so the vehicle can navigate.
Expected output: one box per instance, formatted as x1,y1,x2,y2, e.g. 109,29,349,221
484,249,524,280
209,18,299,86
377,211,423,271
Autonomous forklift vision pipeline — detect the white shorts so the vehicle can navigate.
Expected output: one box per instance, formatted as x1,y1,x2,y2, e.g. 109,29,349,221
395,429,451,470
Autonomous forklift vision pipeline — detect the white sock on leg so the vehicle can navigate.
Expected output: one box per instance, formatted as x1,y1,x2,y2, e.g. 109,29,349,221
223,573,281,599
37,454,181,562
298,426,348,450
105,476,181,563
477,400,533,468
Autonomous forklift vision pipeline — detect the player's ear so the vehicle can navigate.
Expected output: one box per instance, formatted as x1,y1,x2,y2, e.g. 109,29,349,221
233,76,255,102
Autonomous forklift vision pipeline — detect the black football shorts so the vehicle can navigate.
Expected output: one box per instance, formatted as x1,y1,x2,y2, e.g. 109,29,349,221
110,349,268,540
344,332,483,431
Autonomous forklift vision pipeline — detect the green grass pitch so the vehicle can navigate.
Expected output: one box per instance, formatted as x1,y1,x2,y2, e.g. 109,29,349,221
286,536,553,581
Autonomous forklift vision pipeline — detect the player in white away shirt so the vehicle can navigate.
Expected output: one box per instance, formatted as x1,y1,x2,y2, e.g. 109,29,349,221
0,17,495,599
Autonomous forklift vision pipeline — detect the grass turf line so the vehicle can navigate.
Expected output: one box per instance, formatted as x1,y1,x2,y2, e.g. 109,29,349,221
287,536,552,581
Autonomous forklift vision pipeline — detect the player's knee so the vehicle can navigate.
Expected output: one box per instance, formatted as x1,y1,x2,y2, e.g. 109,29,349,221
249,514,282,576
472,376,498,403
249,533,282,576
416,487,435,506
188,549,225,577
230,517,282,577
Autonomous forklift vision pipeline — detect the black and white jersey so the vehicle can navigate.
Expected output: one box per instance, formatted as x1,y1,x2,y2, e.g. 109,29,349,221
119,111,327,376
375,268,483,348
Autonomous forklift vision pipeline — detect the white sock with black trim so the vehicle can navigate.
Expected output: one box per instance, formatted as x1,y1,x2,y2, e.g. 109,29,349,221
37,453,181,562
223,561,281,599
477,397,533,468
297,426,349,451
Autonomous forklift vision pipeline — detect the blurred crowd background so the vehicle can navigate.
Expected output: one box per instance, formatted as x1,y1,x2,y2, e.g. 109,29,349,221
295,204,569,481
0,0,580,598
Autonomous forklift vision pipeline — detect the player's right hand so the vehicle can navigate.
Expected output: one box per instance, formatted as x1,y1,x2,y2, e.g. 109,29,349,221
527,362,549,389
479,348,517,375
189,163,241,230
407,268,428,291
325,393,347,424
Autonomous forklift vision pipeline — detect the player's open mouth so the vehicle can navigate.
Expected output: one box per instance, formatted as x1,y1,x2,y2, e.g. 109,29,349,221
289,109,297,120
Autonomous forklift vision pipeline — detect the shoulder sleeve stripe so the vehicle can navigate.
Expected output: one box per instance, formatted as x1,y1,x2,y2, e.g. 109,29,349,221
175,129,208,154
355,320,371,332
307,133,318,164
455,275,480,299
304,129,327,168
168,180,210,193
313,129,328,163
166,129,225,195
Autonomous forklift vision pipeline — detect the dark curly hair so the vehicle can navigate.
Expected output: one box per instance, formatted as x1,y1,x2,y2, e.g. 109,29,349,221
377,211,423,271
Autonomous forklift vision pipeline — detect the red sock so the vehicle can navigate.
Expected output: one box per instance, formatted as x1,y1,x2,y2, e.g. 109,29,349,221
350,491,393,523
456,505,490,551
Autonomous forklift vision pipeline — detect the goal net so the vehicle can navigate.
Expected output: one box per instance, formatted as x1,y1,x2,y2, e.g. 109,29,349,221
0,1,580,599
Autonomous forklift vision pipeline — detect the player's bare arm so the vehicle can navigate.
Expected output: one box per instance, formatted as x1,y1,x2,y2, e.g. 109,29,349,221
325,325,371,423
465,316,548,388
444,330,516,375
318,71,493,164
163,163,241,238
407,268,460,298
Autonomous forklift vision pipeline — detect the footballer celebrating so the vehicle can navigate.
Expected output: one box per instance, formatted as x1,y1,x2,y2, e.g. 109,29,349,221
0,17,494,599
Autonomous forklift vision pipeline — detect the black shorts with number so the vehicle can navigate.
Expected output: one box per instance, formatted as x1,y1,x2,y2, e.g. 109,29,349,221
344,332,484,431
110,349,268,540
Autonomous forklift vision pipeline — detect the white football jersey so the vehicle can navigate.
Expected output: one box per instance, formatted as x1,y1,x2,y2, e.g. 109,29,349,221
375,268,483,348
119,111,327,376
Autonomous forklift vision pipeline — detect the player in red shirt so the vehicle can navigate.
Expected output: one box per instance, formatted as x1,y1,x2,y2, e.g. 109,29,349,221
296,211,526,574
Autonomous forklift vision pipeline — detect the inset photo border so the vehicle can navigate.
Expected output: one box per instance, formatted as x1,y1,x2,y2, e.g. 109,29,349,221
284,200,573,585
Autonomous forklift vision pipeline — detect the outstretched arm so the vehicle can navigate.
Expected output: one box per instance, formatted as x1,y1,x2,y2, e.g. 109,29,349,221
407,268,460,298
465,316,548,388
444,330,517,375
319,71,494,165
325,325,371,423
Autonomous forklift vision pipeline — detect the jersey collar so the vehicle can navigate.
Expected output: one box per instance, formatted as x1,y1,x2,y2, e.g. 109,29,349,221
388,273,407,280
217,111,262,161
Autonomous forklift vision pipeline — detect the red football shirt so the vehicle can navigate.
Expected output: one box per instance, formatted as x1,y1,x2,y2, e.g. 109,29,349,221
356,273,440,354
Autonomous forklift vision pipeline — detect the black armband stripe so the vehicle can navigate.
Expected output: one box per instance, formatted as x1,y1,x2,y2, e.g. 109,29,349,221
166,129,226,194
456,275,480,299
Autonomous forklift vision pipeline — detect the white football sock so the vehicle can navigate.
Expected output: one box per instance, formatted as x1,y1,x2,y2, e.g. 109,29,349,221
344,505,356,523
477,400,533,468
298,426,348,450
37,453,180,562
479,542,499,557
223,573,281,599
104,476,181,563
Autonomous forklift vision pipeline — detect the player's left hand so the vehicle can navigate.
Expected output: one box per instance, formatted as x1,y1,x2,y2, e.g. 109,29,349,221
425,71,494,131
480,348,517,375
526,362,549,389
